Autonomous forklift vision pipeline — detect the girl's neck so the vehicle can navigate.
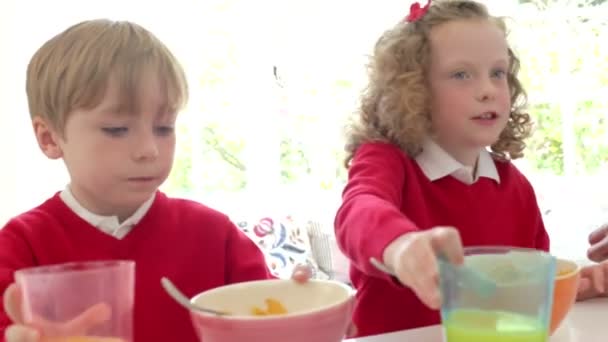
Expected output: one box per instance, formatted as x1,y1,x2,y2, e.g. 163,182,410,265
432,138,482,168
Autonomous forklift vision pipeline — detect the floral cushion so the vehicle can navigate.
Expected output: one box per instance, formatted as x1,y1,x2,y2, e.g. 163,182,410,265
234,216,324,279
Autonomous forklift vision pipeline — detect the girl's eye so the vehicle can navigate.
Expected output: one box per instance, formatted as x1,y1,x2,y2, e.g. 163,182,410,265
492,69,507,78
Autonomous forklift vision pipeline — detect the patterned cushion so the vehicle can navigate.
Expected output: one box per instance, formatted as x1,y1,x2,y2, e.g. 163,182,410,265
234,216,326,279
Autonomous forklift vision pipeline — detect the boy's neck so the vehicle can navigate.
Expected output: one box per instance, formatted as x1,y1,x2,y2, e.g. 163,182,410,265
64,185,153,223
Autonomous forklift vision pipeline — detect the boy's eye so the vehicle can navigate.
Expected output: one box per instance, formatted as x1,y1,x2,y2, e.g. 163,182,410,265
101,127,128,136
451,71,470,80
155,126,175,136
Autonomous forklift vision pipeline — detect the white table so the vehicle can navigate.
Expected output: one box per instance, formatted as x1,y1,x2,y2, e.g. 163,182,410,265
346,298,608,342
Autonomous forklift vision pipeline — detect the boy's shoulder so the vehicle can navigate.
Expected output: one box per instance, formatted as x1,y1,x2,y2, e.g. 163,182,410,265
153,193,246,241
1,191,238,235
156,192,234,226
2,192,65,230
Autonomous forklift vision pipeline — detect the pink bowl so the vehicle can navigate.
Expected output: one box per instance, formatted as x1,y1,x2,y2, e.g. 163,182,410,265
189,279,355,342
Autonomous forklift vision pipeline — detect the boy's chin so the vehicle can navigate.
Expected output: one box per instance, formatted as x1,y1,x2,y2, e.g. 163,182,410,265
116,191,157,206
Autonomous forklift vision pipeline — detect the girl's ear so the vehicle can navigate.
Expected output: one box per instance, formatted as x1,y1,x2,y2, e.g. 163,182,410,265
32,116,63,159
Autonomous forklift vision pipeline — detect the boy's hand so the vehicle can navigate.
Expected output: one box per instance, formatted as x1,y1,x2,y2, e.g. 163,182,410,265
290,264,357,337
577,261,608,301
290,264,313,283
587,224,608,262
4,283,40,342
3,283,111,341
382,226,464,310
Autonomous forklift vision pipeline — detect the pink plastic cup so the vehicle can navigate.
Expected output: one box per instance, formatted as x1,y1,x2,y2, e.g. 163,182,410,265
15,260,135,342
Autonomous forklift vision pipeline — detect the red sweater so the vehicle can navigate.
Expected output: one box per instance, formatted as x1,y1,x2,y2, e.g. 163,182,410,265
0,192,271,342
335,142,549,337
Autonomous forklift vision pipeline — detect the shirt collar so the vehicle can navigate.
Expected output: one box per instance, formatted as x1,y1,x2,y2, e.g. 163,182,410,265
59,185,155,238
415,139,500,184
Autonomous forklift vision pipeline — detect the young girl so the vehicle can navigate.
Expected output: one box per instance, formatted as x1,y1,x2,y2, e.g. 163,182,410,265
334,0,608,337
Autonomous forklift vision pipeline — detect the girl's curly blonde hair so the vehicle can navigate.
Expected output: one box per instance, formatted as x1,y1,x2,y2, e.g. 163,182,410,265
344,0,531,168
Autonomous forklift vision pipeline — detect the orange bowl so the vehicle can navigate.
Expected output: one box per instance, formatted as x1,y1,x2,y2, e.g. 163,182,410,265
550,258,580,335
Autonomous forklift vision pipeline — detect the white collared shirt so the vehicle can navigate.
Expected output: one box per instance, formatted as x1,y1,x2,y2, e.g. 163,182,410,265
415,139,500,185
59,186,155,239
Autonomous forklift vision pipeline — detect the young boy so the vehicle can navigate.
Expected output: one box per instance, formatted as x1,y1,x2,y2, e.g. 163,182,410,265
0,19,308,342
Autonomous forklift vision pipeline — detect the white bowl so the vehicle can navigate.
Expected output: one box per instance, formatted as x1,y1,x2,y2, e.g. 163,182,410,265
189,279,355,342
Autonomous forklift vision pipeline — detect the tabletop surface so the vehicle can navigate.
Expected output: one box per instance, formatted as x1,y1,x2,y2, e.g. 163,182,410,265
345,297,608,342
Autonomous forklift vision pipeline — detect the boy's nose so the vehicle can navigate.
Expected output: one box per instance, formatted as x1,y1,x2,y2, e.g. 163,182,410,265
132,135,159,161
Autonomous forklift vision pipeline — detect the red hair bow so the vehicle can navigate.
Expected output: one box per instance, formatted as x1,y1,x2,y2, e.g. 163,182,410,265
405,0,431,22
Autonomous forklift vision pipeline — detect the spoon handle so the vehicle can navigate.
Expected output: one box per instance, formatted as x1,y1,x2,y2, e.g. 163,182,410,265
161,277,228,316
370,257,496,297
370,257,396,275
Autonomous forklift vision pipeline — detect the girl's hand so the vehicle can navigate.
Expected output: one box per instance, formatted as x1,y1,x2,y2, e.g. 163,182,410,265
382,226,464,310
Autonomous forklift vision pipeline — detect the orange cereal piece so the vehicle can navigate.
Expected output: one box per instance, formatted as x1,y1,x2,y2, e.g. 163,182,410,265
265,298,287,315
250,298,288,316
251,306,268,316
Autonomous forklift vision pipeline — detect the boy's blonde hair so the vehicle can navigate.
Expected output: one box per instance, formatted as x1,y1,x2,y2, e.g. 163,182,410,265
26,19,188,134
344,0,530,167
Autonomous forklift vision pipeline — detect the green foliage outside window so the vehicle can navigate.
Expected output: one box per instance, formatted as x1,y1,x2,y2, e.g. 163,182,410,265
164,0,608,196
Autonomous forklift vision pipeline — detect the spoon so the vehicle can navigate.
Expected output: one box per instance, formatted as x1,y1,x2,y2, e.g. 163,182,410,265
161,277,229,316
369,257,496,297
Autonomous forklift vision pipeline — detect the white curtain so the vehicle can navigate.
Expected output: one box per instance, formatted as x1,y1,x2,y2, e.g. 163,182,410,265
0,2,69,225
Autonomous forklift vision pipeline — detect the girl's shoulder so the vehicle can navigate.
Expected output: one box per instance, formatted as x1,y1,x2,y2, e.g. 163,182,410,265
493,158,533,189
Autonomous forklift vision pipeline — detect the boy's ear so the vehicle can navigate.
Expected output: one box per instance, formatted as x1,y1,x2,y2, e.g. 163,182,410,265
32,116,63,159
